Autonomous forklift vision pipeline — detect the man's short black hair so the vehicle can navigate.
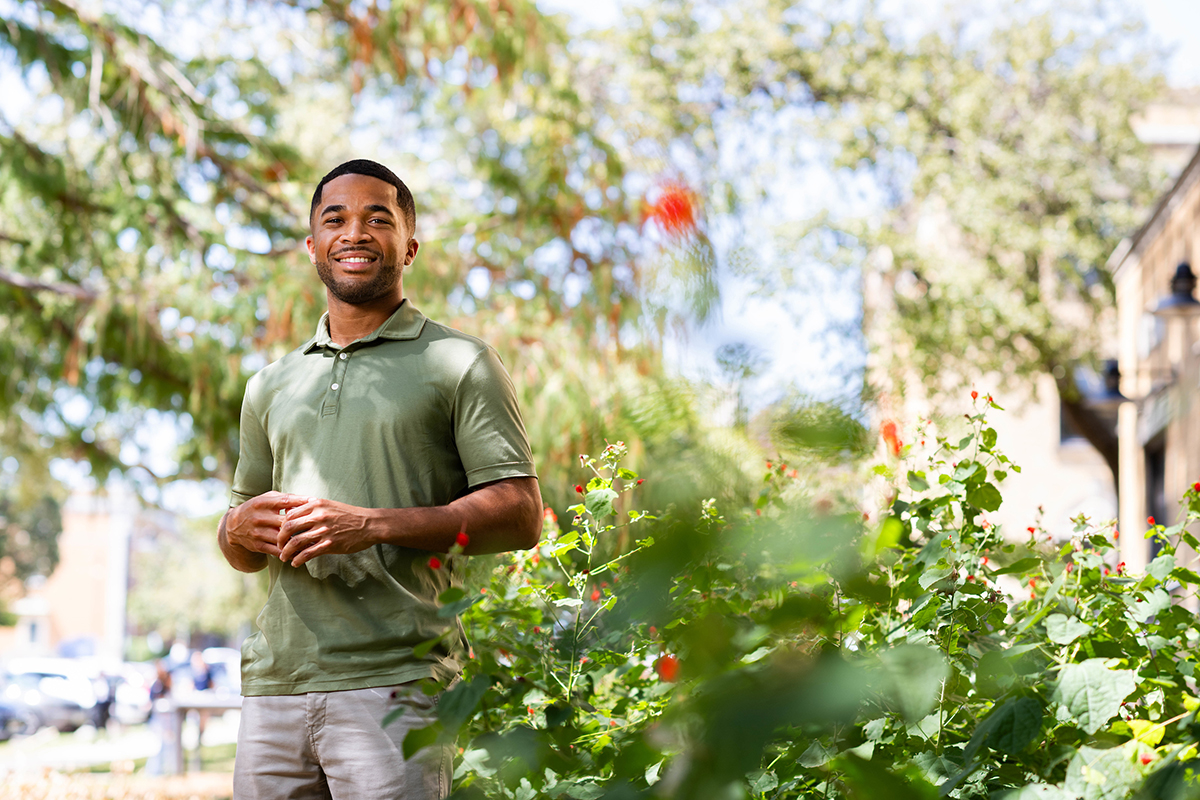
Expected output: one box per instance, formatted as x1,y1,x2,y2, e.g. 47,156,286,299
309,159,416,234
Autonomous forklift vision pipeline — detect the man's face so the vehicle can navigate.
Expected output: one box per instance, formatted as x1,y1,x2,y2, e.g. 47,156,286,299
306,173,418,306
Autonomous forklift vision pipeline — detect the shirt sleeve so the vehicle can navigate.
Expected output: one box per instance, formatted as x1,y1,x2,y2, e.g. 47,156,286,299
453,346,538,488
229,376,275,507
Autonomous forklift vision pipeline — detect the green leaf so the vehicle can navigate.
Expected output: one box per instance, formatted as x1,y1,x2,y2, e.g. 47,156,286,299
993,557,1041,576
412,633,446,659
1045,614,1092,645
402,722,442,759
584,488,618,519
980,696,1043,754
1129,719,1164,747
1147,554,1176,582
1064,745,1141,800
918,566,952,590
1173,567,1200,585
874,645,948,722
437,593,485,618
617,468,638,480
909,595,943,629
436,675,491,732
982,427,998,448
1052,659,1137,734
907,470,930,491
991,785,1068,800
966,482,1002,512
438,586,466,604
749,769,779,794
554,597,583,608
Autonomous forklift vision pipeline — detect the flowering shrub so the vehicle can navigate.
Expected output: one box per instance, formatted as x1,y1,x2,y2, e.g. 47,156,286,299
404,399,1200,799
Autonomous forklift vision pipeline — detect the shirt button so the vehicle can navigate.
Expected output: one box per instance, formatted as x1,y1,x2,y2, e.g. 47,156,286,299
331,383,340,391
339,353,347,360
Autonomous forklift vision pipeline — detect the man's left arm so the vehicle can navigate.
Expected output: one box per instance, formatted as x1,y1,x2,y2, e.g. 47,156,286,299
276,476,541,567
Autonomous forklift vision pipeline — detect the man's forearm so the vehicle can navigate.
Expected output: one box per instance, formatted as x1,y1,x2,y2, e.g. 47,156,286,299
218,510,269,573
364,477,543,555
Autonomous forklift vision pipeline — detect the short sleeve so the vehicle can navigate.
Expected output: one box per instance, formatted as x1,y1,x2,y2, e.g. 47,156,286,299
453,347,537,487
230,377,275,507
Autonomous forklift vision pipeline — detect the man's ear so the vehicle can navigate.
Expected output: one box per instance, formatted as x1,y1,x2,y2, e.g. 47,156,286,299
405,238,420,266
306,235,316,265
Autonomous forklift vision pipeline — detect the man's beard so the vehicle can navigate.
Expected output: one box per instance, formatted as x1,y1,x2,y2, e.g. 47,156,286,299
314,257,401,305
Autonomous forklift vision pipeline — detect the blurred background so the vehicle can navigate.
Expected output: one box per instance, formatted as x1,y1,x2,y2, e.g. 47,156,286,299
2,0,1200,790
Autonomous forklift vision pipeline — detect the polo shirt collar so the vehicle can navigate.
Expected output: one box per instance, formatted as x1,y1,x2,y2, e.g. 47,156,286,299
302,299,427,353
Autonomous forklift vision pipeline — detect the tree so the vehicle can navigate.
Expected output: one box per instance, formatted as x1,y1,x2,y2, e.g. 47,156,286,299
618,0,1165,487
0,0,754,533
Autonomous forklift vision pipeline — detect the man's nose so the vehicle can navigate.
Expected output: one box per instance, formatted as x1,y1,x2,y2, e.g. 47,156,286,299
340,219,371,241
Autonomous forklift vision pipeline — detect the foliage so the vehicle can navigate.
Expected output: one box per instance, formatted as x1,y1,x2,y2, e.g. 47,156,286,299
624,0,1165,483
401,399,1200,799
0,0,734,521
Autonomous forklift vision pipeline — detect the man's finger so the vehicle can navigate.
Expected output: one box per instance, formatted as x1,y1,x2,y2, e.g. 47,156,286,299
290,538,331,567
256,492,311,511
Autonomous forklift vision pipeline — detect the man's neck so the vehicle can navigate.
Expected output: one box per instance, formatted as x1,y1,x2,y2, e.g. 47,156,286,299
326,292,405,347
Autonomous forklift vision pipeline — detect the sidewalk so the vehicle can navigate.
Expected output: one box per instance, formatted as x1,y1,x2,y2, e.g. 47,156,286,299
0,711,239,773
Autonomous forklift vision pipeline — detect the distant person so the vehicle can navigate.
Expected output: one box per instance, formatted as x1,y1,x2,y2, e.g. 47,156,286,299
190,651,213,693
147,660,174,776
218,159,542,799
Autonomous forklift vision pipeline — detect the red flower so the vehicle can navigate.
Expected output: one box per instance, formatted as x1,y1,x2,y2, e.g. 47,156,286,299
980,556,989,566
1148,516,1156,526
648,625,657,637
1113,530,1119,540
966,575,975,582
1027,526,1036,534
971,390,978,400
575,484,585,494
645,183,696,238
1194,481,1200,492
1066,563,1074,574
428,556,442,570
456,531,470,548
881,420,902,457
532,626,541,634
591,587,601,602
655,654,680,682
636,479,644,485
1141,753,1154,765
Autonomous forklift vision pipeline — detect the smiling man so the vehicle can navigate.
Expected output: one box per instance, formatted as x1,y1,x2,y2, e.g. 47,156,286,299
218,159,542,799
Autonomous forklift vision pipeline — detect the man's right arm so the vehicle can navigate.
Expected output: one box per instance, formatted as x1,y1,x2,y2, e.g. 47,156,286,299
219,492,307,573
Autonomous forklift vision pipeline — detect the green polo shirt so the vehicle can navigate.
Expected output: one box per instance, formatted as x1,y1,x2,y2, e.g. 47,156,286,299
229,300,537,696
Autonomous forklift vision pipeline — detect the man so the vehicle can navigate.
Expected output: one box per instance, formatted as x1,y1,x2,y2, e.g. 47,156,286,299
219,159,542,799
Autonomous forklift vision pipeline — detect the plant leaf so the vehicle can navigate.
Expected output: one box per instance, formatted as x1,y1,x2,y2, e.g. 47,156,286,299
1045,614,1092,645
585,488,619,519
1052,659,1136,735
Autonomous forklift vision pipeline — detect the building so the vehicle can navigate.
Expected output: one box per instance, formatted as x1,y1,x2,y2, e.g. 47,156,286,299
0,488,136,660
1112,142,1200,574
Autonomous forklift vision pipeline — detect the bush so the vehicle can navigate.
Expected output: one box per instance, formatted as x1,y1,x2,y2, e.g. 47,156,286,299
405,399,1200,800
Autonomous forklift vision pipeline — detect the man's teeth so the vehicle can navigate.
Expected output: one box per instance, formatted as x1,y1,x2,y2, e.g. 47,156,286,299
341,257,372,263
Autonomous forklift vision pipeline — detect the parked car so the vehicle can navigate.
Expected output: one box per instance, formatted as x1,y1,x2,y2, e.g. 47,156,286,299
1,658,99,733
0,695,38,740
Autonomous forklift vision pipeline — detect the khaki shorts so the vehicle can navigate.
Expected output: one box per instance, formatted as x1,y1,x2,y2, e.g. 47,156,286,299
233,681,452,800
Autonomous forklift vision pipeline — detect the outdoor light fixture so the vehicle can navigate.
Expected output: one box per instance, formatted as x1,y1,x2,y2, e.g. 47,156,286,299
1086,359,1129,413
1150,263,1200,318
